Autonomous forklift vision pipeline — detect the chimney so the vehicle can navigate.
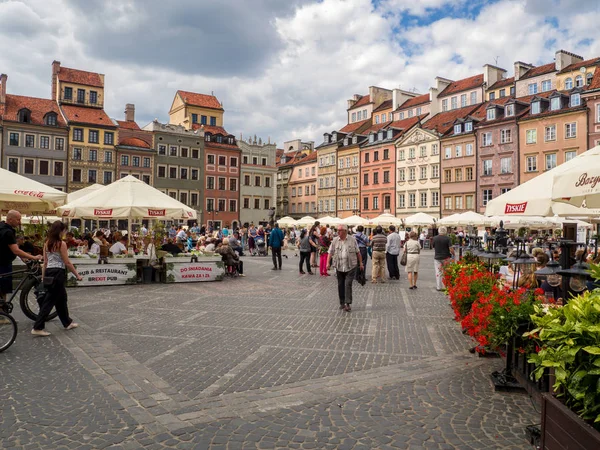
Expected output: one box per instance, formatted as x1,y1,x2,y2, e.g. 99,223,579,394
392,88,418,110
124,103,135,122
347,94,361,109
429,87,439,116
0,73,7,105
434,76,452,93
51,60,61,101
555,49,584,72
483,64,506,88
514,61,534,81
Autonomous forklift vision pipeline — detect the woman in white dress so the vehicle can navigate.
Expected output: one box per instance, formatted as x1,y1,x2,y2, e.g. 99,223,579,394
404,231,421,289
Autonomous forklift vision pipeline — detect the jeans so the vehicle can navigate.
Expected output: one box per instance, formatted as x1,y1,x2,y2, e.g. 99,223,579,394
337,267,357,305
386,252,400,279
435,259,449,290
371,251,386,281
271,247,282,269
34,268,73,330
299,252,311,273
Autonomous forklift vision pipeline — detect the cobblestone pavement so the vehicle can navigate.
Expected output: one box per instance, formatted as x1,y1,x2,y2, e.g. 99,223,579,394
0,249,538,449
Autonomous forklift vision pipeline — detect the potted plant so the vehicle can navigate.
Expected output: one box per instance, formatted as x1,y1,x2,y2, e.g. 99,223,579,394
525,268,600,447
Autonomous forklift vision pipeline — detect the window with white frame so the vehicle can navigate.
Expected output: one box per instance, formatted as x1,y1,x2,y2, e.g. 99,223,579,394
570,93,580,107
451,97,457,109
408,193,416,208
470,91,477,105
482,132,492,146
420,166,427,179
465,143,473,156
528,83,538,95
575,75,584,87
420,192,427,207
526,129,537,144
431,164,439,178
526,155,537,172
345,198,350,210
500,157,512,174
565,78,573,89
500,188,510,195
505,104,515,117
455,196,463,210
487,109,496,120
465,122,472,132
419,146,426,157
545,125,556,141
409,167,416,181
432,192,439,207
460,94,467,107
465,195,474,210
399,112,405,119
565,151,577,162
545,153,557,170
482,189,493,206
432,144,439,155
455,168,462,182
531,101,540,114
444,147,451,159
483,160,492,176
409,147,415,159
442,99,448,111
444,196,452,210
373,196,379,210
455,145,462,157
550,97,561,111
338,198,343,210
399,149,405,160
500,129,511,144
541,80,551,92
375,115,380,124
454,124,461,134
565,122,577,138
399,194,405,208
466,167,473,181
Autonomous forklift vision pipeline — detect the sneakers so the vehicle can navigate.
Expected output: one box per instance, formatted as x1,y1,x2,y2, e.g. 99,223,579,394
31,329,51,337
66,322,79,330
238,274,246,277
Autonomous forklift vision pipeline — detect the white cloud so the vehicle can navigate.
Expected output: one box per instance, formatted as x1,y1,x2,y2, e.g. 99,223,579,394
1,0,600,146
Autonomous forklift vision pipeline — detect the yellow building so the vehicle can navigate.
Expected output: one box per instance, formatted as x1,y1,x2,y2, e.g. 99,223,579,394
336,136,364,218
316,134,339,216
555,58,599,91
52,61,117,191
168,90,224,130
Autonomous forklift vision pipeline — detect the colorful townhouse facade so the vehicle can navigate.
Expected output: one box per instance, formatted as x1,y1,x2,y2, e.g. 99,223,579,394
0,73,69,191
316,134,340,216
288,151,318,218
115,104,154,184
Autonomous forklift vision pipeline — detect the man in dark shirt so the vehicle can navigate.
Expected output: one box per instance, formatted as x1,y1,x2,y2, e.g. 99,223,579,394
17,235,36,254
432,226,454,291
161,238,183,255
0,210,42,308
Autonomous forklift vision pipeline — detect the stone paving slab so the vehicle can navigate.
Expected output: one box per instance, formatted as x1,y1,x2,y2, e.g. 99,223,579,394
0,249,538,448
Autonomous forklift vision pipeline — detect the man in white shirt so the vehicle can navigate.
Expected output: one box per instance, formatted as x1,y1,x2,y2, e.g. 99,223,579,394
140,225,148,237
419,231,427,249
386,225,402,280
109,237,128,255
176,227,187,243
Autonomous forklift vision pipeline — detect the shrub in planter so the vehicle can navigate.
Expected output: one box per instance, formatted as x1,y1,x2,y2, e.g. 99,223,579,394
526,281,600,429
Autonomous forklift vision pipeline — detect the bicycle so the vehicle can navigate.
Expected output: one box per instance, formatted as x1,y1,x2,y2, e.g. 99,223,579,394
0,260,56,322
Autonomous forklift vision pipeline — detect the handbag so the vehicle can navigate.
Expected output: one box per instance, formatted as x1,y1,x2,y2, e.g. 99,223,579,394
43,276,55,287
400,251,408,266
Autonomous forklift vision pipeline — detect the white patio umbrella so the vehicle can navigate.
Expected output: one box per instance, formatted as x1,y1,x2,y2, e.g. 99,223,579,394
404,212,437,227
552,145,600,209
368,213,402,227
342,215,369,226
436,213,461,226
276,216,297,227
67,183,104,203
486,146,600,218
317,215,343,225
295,216,316,227
438,211,491,227
57,175,197,238
0,167,67,214
496,215,552,229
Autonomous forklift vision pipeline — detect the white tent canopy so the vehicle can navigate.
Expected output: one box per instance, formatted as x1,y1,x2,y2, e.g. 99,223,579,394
276,216,297,227
404,212,437,227
67,183,104,203
368,213,403,227
57,176,197,220
0,167,67,213
552,145,600,209
438,211,492,227
295,216,316,227
485,146,600,217
342,215,369,226
317,215,343,225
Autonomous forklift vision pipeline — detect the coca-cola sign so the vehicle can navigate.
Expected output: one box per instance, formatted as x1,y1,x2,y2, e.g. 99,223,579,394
14,190,44,198
148,209,166,217
94,208,113,216
504,202,527,214
575,173,600,190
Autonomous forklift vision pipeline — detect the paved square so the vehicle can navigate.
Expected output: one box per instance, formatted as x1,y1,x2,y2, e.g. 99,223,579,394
1,250,537,449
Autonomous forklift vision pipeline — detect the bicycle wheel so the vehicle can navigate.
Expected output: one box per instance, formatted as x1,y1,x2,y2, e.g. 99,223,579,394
19,277,58,322
0,312,17,353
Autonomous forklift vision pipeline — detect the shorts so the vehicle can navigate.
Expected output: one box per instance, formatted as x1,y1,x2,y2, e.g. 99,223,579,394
0,265,13,295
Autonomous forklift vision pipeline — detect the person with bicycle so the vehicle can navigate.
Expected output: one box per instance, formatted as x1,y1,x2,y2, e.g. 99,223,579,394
32,221,83,336
0,211,42,316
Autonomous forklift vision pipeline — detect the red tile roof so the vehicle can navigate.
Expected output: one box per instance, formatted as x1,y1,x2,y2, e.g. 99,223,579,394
589,70,600,90
348,95,371,110
57,67,103,88
557,57,600,74
177,90,223,110
488,77,514,90
520,62,556,80
116,120,140,130
61,104,114,127
2,94,67,127
362,121,392,134
373,99,393,112
339,118,370,133
398,94,430,110
191,124,233,136
438,74,484,98
422,105,480,135
294,151,318,165
518,90,586,121
118,137,151,149
388,114,427,130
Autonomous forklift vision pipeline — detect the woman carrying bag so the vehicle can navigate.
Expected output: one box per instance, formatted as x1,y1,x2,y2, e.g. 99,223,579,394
32,221,82,337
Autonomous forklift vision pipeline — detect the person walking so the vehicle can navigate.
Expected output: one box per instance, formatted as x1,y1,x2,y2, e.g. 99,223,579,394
32,221,82,336
327,224,363,312
404,231,421,289
269,223,284,270
353,225,369,285
318,230,331,276
385,225,401,280
433,226,454,291
419,230,427,249
370,226,387,283
309,224,320,268
298,230,315,275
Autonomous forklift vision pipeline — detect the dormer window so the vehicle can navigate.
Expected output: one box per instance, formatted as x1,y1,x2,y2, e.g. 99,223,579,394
45,113,57,126
323,133,330,144
465,122,473,132
343,138,349,146
575,75,584,87
587,73,593,85
550,97,561,111
571,93,581,107
377,131,384,141
332,132,337,141
565,77,573,89
369,134,375,143
453,124,462,134
387,129,393,139
18,108,31,123
505,104,515,117
352,136,358,144
531,101,540,114
216,135,223,143
486,109,496,120
205,133,212,142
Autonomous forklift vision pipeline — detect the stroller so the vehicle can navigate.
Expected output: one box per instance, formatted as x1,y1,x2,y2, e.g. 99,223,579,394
254,237,268,256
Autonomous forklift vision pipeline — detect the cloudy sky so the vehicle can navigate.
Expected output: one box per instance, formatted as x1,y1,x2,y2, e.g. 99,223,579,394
1,0,599,146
